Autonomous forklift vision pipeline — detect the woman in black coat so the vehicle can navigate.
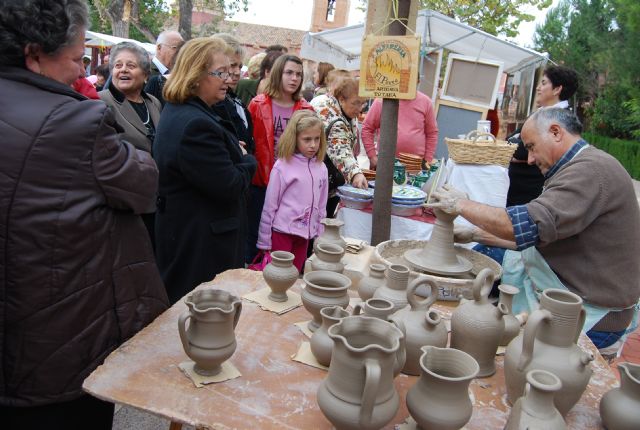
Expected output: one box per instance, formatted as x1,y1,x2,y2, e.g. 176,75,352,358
153,37,257,304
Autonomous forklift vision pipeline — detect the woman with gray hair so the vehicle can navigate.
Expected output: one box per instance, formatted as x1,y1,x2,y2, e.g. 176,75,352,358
0,1,168,428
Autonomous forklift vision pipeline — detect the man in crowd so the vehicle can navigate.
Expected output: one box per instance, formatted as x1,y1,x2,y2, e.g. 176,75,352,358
150,30,184,76
430,108,640,356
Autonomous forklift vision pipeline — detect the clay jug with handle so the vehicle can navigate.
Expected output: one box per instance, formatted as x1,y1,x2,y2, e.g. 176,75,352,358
310,306,350,367
504,288,594,416
390,277,447,376
317,316,405,430
600,362,640,430
353,297,395,321
373,264,410,311
314,218,347,253
178,289,242,376
498,284,522,346
357,263,387,301
450,268,507,377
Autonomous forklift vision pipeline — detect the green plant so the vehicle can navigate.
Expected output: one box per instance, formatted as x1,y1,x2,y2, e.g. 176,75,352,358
584,132,640,179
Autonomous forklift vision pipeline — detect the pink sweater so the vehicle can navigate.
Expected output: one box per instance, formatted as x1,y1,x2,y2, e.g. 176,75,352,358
361,91,438,161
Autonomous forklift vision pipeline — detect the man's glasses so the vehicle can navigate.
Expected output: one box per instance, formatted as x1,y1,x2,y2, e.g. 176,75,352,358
207,70,231,80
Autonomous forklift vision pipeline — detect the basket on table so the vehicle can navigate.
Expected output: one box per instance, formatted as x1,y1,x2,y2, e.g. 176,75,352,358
445,130,517,167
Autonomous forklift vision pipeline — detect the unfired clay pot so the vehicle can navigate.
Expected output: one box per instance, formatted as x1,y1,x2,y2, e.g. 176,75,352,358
373,264,410,311
406,345,479,430
317,316,405,430
390,278,448,376
315,218,347,253
178,289,242,376
357,263,387,301
263,250,298,302
504,369,567,430
311,242,345,273
450,268,507,377
353,297,395,321
498,284,522,346
600,362,640,430
310,306,350,367
301,270,351,332
504,288,594,416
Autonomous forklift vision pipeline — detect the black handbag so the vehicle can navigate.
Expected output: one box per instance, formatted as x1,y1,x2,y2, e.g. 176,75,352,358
323,117,347,193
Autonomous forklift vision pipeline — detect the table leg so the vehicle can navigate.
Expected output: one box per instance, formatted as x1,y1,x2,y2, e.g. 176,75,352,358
169,421,182,430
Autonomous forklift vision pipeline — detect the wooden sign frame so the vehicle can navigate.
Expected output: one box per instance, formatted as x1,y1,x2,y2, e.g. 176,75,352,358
440,54,503,109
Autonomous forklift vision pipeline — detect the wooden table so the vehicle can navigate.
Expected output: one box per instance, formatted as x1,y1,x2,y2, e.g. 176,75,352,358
83,269,617,429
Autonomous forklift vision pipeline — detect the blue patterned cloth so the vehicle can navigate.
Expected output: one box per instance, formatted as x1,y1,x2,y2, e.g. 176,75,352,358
544,139,588,179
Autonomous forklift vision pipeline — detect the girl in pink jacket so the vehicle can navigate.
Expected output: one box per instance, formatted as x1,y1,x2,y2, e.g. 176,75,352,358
257,110,329,271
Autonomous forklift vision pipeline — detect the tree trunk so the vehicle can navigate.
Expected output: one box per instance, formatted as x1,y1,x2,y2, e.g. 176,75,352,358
103,0,130,38
179,0,193,40
130,0,157,43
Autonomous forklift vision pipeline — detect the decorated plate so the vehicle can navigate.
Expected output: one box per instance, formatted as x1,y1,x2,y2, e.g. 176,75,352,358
392,185,427,201
337,185,374,199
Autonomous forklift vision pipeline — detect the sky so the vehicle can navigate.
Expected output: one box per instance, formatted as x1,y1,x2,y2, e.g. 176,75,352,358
228,0,561,48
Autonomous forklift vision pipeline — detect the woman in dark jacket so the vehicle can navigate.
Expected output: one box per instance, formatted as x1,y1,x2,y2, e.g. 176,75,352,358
0,2,168,429
154,37,257,304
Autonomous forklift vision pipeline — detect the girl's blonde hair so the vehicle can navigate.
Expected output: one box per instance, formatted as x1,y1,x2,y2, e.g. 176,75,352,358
163,37,232,104
277,110,326,162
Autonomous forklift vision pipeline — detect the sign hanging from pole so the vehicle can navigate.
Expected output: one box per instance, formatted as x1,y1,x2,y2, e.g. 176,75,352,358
359,35,420,100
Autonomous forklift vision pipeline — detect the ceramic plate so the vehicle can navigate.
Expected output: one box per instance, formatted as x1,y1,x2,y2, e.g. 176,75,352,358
368,180,375,189
337,185,374,199
392,185,427,201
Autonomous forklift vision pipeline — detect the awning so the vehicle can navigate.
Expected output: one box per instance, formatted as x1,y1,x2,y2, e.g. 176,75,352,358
85,30,156,54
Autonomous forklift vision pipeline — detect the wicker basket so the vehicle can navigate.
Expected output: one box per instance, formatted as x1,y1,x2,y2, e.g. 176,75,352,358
445,130,517,166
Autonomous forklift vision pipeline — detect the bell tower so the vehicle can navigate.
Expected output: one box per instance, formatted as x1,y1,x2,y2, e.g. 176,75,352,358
310,0,350,32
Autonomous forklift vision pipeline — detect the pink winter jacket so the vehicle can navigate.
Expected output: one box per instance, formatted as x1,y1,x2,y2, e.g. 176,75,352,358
257,153,329,250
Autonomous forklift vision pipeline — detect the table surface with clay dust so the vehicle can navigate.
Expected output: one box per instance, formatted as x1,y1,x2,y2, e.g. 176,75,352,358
83,269,618,429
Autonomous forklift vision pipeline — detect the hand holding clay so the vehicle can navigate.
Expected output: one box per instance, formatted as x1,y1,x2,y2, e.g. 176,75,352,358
427,184,468,215
453,226,476,243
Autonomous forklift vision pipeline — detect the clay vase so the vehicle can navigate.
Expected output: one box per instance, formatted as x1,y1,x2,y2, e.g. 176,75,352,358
310,306,350,367
390,278,448,376
178,289,242,376
504,288,594,416
450,268,507,377
373,264,410,312
406,346,479,430
301,270,351,332
263,250,298,302
498,284,522,346
357,263,387,301
353,297,395,321
311,243,345,273
600,362,640,430
504,369,567,430
317,316,406,430
314,218,347,253
403,208,472,276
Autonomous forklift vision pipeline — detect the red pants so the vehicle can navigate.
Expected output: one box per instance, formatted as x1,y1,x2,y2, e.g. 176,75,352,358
271,230,309,272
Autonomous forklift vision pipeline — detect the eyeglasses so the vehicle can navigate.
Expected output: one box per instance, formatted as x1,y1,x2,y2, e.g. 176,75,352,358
283,70,303,78
207,70,231,80
160,44,180,50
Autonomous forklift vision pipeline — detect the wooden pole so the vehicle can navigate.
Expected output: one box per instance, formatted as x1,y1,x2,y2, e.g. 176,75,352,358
370,0,414,246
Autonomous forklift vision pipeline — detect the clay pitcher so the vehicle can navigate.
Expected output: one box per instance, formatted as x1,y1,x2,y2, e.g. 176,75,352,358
373,264,410,312
600,362,640,430
310,306,350,367
178,289,242,376
263,250,298,302
406,346,479,430
450,268,507,377
314,218,347,253
301,270,351,332
504,288,594,416
498,284,522,346
353,298,395,321
390,277,447,375
504,369,567,430
311,242,345,273
357,263,387,301
317,316,406,430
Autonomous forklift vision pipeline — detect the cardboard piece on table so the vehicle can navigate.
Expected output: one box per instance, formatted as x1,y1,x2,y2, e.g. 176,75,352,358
398,416,469,430
344,238,366,254
178,361,241,388
294,320,314,338
291,341,328,371
242,287,302,315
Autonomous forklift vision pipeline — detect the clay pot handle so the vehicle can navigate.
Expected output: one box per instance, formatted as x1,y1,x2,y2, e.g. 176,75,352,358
352,303,364,316
516,309,552,372
232,301,242,329
472,268,495,302
574,307,586,343
178,311,192,355
360,358,381,428
407,277,439,310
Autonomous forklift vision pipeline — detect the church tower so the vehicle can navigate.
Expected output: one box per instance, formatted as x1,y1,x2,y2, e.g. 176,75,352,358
310,0,350,32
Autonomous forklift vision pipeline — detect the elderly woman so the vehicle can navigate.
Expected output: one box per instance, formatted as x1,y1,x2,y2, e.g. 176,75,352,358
153,37,257,304
0,1,168,428
314,76,367,216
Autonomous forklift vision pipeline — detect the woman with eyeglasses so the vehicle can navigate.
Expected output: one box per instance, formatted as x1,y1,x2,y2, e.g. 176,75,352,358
153,37,257,303
245,54,313,264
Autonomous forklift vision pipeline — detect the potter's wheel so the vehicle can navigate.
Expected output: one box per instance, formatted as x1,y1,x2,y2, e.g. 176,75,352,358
404,248,473,276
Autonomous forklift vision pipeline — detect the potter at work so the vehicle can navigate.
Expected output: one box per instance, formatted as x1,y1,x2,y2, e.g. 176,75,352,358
431,107,640,354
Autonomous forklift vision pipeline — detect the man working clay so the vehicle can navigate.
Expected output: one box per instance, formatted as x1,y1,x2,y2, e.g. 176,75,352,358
429,108,640,355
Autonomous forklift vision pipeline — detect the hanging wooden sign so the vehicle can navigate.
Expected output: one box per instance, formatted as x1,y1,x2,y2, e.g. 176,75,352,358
359,35,420,100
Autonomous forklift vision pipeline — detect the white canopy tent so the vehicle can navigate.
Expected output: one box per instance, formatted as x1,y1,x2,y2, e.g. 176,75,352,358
85,30,156,54
300,9,547,73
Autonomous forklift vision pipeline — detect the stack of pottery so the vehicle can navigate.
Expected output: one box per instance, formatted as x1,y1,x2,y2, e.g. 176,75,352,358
504,288,594,416
301,270,351,331
406,346,479,430
310,306,350,367
178,289,242,376
498,284,522,346
357,263,387,301
600,362,640,430
373,264,410,311
450,268,507,377
311,242,345,273
317,316,405,430
262,250,298,302
353,298,395,321
314,218,347,252
390,278,447,375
